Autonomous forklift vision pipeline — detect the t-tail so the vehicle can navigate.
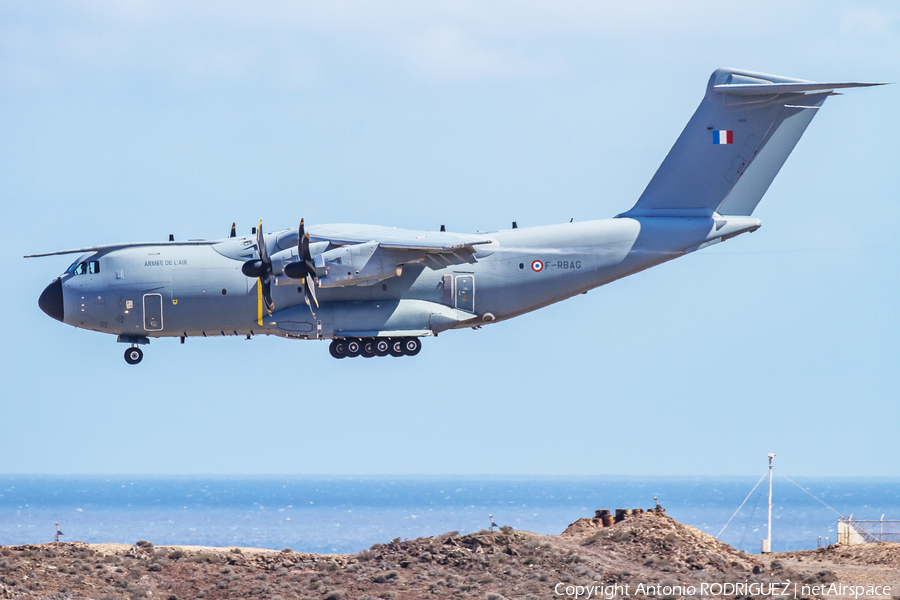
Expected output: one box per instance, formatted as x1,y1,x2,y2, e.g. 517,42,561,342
620,68,885,219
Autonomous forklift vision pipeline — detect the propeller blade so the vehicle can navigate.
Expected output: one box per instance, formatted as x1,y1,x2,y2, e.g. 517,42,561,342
296,218,319,313
230,222,236,238
261,273,274,314
256,220,269,265
304,277,319,310
283,220,313,280
241,220,274,314
299,220,316,278
302,233,316,277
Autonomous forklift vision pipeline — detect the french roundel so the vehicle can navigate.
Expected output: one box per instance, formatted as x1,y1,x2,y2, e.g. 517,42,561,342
531,260,544,272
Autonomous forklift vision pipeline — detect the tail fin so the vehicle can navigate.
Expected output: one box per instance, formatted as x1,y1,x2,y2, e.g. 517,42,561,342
620,68,884,218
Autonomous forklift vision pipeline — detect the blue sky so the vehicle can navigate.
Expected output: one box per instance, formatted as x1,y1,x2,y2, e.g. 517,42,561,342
2,1,898,477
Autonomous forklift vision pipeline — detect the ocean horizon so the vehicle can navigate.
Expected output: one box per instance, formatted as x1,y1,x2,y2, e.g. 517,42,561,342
3,475,899,555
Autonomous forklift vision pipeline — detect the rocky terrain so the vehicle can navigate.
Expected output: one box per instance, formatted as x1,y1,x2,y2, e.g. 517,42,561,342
1,512,898,599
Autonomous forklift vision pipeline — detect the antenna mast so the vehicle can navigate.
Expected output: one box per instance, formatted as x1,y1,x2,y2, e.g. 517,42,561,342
762,453,775,553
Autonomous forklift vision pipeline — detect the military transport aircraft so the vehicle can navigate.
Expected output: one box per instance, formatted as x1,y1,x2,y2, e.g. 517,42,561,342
28,69,883,363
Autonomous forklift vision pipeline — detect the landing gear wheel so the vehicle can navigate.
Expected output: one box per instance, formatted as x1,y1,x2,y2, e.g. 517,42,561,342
345,338,362,358
388,338,405,357
374,339,390,357
124,347,143,365
402,337,422,356
329,339,347,359
360,338,376,358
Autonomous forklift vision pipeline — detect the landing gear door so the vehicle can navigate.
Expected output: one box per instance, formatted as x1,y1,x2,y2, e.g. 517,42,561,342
455,275,474,313
143,293,163,331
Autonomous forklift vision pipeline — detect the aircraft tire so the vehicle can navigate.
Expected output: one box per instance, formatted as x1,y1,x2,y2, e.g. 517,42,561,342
124,347,143,365
360,339,376,358
374,339,390,357
388,338,405,357
402,337,422,356
345,338,362,358
329,339,347,359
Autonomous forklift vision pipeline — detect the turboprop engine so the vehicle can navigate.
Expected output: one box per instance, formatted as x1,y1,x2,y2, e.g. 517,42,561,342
313,242,408,288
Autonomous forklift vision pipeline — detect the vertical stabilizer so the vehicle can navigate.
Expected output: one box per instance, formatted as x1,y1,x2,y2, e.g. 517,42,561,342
620,69,883,218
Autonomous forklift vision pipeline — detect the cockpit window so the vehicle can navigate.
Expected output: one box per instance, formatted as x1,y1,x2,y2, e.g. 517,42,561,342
66,259,99,276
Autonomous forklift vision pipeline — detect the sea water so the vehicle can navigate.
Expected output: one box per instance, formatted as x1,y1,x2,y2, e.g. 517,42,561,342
1,476,898,554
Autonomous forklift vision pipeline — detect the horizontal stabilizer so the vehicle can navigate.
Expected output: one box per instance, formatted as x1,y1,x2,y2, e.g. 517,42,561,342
714,81,886,96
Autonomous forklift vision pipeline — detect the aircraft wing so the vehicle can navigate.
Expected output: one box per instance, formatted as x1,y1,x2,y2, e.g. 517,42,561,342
309,224,493,269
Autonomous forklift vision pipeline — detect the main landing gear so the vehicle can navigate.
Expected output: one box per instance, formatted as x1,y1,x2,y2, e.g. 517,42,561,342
329,337,422,359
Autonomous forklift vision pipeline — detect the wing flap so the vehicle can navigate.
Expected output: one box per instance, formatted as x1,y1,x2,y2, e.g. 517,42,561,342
310,224,490,251
310,224,489,272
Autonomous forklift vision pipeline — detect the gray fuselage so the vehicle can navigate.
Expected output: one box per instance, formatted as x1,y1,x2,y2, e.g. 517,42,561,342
44,215,759,342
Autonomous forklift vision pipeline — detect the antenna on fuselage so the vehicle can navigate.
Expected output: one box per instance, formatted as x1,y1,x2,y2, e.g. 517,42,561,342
512,222,517,229
440,225,446,232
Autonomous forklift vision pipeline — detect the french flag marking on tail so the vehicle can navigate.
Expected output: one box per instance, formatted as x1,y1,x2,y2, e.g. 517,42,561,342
713,130,733,145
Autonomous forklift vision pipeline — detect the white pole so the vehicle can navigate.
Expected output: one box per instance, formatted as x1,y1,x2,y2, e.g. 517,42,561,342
766,453,775,552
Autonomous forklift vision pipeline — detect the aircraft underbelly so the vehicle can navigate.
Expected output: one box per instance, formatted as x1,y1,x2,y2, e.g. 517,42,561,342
260,299,474,339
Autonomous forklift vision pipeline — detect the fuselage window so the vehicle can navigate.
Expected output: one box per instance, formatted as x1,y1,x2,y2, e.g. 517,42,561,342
88,260,100,274
74,262,87,275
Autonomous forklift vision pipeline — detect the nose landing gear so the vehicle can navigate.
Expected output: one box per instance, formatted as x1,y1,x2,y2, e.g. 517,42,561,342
117,335,149,365
124,346,143,365
329,337,422,359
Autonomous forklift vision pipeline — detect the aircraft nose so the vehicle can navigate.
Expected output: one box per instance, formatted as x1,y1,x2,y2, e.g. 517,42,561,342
38,278,65,322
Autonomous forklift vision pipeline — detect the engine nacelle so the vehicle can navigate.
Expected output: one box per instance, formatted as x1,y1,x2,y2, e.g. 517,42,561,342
315,242,409,288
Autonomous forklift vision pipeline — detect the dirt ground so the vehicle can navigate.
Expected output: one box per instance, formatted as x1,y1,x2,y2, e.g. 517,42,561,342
767,544,900,599
1,512,897,599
